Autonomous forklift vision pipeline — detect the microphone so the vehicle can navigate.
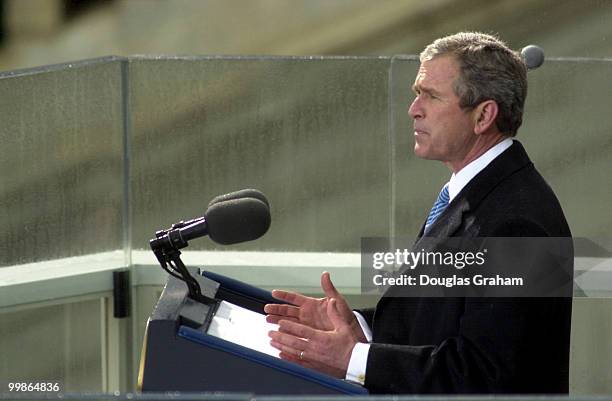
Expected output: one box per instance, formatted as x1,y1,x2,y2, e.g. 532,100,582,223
206,197,271,245
207,188,269,209
150,196,271,250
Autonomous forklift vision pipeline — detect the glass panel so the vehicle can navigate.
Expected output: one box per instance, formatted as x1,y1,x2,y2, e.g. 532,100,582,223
129,57,391,252
0,55,610,397
0,59,126,267
570,297,612,394
522,60,612,240
0,298,104,392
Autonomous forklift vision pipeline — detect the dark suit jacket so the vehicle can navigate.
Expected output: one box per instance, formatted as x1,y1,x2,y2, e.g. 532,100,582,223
360,141,573,394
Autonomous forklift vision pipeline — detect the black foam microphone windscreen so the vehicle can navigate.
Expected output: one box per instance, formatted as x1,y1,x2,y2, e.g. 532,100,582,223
208,188,270,209
204,197,271,245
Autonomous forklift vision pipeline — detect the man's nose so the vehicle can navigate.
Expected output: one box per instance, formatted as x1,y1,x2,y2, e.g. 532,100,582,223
408,97,423,119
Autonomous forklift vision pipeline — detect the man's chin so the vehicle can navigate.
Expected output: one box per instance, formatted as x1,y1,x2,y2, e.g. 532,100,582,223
413,145,433,160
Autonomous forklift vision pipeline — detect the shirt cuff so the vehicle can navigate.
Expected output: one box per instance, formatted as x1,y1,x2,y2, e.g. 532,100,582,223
345,342,371,385
353,311,373,342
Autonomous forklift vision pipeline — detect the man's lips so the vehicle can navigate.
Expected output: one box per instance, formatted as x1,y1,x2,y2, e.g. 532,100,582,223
414,129,428,135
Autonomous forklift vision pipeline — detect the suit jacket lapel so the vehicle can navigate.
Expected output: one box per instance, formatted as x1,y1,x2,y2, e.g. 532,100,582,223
417,140,532,240
376,141,533,305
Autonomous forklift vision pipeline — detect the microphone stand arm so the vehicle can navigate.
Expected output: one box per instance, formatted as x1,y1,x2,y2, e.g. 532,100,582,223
150,222,215,305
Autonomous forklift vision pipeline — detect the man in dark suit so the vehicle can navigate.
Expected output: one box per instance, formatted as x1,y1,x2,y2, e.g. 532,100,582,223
265,32,573,394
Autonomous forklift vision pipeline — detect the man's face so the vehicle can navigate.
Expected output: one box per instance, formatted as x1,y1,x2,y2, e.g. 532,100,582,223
409,56,477,168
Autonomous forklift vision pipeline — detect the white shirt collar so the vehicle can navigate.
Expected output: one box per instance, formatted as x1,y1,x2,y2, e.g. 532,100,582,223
447,138,513,202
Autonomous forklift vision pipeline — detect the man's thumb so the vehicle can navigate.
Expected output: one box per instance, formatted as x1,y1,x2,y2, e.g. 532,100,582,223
321,271,339,298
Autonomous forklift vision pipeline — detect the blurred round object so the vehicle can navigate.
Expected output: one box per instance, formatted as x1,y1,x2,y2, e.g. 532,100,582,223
521,45,545,70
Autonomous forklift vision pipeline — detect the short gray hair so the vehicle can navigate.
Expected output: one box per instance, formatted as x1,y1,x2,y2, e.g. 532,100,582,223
420,32,527,136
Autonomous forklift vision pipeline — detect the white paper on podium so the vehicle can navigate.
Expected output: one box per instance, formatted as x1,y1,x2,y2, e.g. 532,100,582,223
206,300,281,358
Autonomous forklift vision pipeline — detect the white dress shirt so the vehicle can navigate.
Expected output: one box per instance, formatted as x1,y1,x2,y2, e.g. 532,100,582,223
345,138,514,385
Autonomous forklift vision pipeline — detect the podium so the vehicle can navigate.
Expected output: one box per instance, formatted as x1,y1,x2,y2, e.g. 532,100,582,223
138,268,368,395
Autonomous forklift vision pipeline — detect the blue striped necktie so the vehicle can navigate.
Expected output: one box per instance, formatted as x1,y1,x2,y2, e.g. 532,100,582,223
425,183,450,233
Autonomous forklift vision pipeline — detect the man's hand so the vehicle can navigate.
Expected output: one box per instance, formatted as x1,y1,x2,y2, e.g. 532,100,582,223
264,272,367,342
268,299,361,377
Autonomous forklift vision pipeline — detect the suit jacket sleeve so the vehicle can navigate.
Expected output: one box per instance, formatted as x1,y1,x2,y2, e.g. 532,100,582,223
366,297,568,393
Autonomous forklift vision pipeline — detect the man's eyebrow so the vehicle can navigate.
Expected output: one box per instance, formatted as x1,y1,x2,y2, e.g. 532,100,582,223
412,83,441,96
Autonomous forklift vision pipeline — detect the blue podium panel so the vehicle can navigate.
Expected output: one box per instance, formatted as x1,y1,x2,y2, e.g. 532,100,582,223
200,270,280,314
139,270,368,395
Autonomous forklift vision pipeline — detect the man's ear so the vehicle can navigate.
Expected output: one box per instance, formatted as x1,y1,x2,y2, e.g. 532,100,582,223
472,100,499,135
